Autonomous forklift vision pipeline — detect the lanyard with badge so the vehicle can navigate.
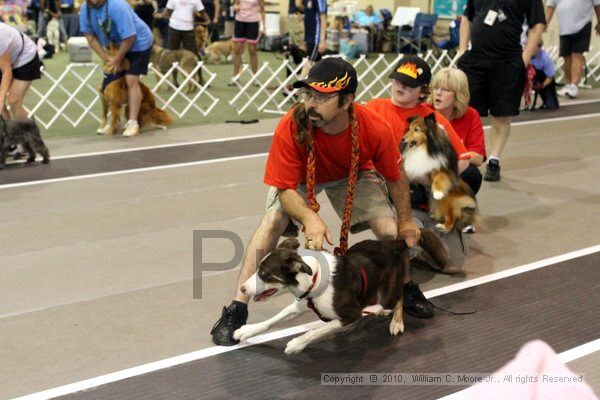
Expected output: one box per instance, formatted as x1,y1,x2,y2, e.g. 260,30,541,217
87,0,112,44
484,0,507,26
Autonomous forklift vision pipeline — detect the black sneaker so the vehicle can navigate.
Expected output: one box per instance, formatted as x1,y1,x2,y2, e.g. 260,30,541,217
210,302,248,346
403,282,433,318
484,159,501,182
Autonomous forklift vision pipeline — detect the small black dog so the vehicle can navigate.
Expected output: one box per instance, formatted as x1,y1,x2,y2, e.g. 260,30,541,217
0,116,50,169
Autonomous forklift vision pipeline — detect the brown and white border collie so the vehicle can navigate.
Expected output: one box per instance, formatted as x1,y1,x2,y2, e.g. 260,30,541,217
234,231,447,355
401,113,478,233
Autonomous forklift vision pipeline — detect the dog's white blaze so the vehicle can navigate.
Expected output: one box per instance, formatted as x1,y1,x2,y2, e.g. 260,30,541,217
301,252,339,320
403,146,447,181
241,272,280,296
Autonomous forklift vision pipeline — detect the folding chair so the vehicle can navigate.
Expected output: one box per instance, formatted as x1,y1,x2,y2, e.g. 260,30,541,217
398,12,438,54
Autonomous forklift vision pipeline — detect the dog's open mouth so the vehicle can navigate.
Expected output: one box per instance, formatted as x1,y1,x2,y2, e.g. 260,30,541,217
253,288,278,302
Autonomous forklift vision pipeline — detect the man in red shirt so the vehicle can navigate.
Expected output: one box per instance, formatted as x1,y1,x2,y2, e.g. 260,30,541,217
211,58,431,346
366,55,471,274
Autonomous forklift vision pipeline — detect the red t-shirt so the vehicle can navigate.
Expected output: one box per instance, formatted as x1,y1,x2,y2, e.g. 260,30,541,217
365,99,470,160
447,106,487,159
264,103,402,190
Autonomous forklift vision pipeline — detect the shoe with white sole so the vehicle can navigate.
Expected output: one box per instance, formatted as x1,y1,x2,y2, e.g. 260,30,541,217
557,85,570,97
566,84,578,99
122,123,139,137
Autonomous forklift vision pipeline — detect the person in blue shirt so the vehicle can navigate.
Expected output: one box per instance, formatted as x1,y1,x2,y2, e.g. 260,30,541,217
530,38,559,109
79,0,153,136
353,5,382,27
296,0,326,61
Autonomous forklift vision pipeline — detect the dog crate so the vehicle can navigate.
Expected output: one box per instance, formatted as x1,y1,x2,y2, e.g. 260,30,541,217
67,36,92,63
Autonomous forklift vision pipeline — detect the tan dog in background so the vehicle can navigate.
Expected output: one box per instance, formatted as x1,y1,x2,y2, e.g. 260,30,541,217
203,40,233,64
97,44,173,136
150,45,204,93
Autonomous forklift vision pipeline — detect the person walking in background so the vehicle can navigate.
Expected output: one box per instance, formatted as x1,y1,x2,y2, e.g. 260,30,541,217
287,0,303,46
154,0,209,54
37,0,68,43
296,0,326,62
230,0,264,85
201,0,219,42
458,0,545,182
545,0,600,99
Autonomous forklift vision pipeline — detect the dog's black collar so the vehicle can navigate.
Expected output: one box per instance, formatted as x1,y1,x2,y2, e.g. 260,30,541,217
297,271,318,300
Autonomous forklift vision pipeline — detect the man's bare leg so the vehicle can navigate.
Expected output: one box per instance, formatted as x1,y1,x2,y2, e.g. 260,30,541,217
211,210,290,345
234,210,290,302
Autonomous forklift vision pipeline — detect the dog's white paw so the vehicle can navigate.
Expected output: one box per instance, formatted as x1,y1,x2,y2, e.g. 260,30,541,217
284,337,307,355
389,319,404,336
233,324,264,341
372,305,392,317
96,125,111,135
432,190,445,200
435,223,447,232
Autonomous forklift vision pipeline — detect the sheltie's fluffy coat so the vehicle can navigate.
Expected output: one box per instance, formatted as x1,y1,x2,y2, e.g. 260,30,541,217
401,113,478,233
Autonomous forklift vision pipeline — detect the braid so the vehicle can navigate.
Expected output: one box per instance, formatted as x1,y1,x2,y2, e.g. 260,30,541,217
295,102,361,255
336,104,360,255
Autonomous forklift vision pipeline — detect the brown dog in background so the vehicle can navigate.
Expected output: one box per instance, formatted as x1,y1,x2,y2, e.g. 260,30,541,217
150,45,204,93
97,44,173,136
203,40,233,64
401,113,478,233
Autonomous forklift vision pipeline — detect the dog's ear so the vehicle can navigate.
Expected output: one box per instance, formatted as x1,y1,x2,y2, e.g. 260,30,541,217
278,238,300,250
407,115,418,124
284,258,313,276
424,112,438,131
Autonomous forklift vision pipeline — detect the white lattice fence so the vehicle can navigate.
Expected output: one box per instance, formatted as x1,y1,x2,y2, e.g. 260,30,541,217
148,61,219,117
26,60,220,130
27,63,102,130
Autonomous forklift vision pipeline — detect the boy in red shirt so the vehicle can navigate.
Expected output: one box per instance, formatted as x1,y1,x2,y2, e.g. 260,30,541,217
211,58,432,346
366,55,471,274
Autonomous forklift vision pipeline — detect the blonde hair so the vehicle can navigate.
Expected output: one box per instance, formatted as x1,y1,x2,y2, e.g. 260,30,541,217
428,67,470,119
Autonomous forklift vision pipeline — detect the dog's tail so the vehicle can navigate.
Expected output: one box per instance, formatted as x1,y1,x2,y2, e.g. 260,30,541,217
152,108,173,127
418,228,449,271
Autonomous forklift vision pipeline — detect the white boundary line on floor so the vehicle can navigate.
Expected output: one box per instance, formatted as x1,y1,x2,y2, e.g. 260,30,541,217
0,153,269,190
437,338,600,400
13,244,600,400
4,111,600,191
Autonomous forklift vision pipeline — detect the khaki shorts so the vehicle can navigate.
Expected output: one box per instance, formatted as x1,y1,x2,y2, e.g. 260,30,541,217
266,170,395,233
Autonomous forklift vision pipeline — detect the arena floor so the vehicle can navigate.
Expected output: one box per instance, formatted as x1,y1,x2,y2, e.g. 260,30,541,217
1,92,599,399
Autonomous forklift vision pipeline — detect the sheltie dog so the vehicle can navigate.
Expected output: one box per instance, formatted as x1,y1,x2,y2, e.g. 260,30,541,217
401,113,478,233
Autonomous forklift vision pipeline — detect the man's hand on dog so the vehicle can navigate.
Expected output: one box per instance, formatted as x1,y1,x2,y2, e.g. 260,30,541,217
303,214,333,250
398,220,420,247
106,56,122,73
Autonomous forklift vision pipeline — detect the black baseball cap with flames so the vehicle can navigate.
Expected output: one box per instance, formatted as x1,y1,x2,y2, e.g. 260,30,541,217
293,58,358,94
388,55,431,88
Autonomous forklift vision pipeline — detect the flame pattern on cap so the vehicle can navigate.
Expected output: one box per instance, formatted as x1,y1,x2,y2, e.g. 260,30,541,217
396,62,423,79
309,72,351,91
